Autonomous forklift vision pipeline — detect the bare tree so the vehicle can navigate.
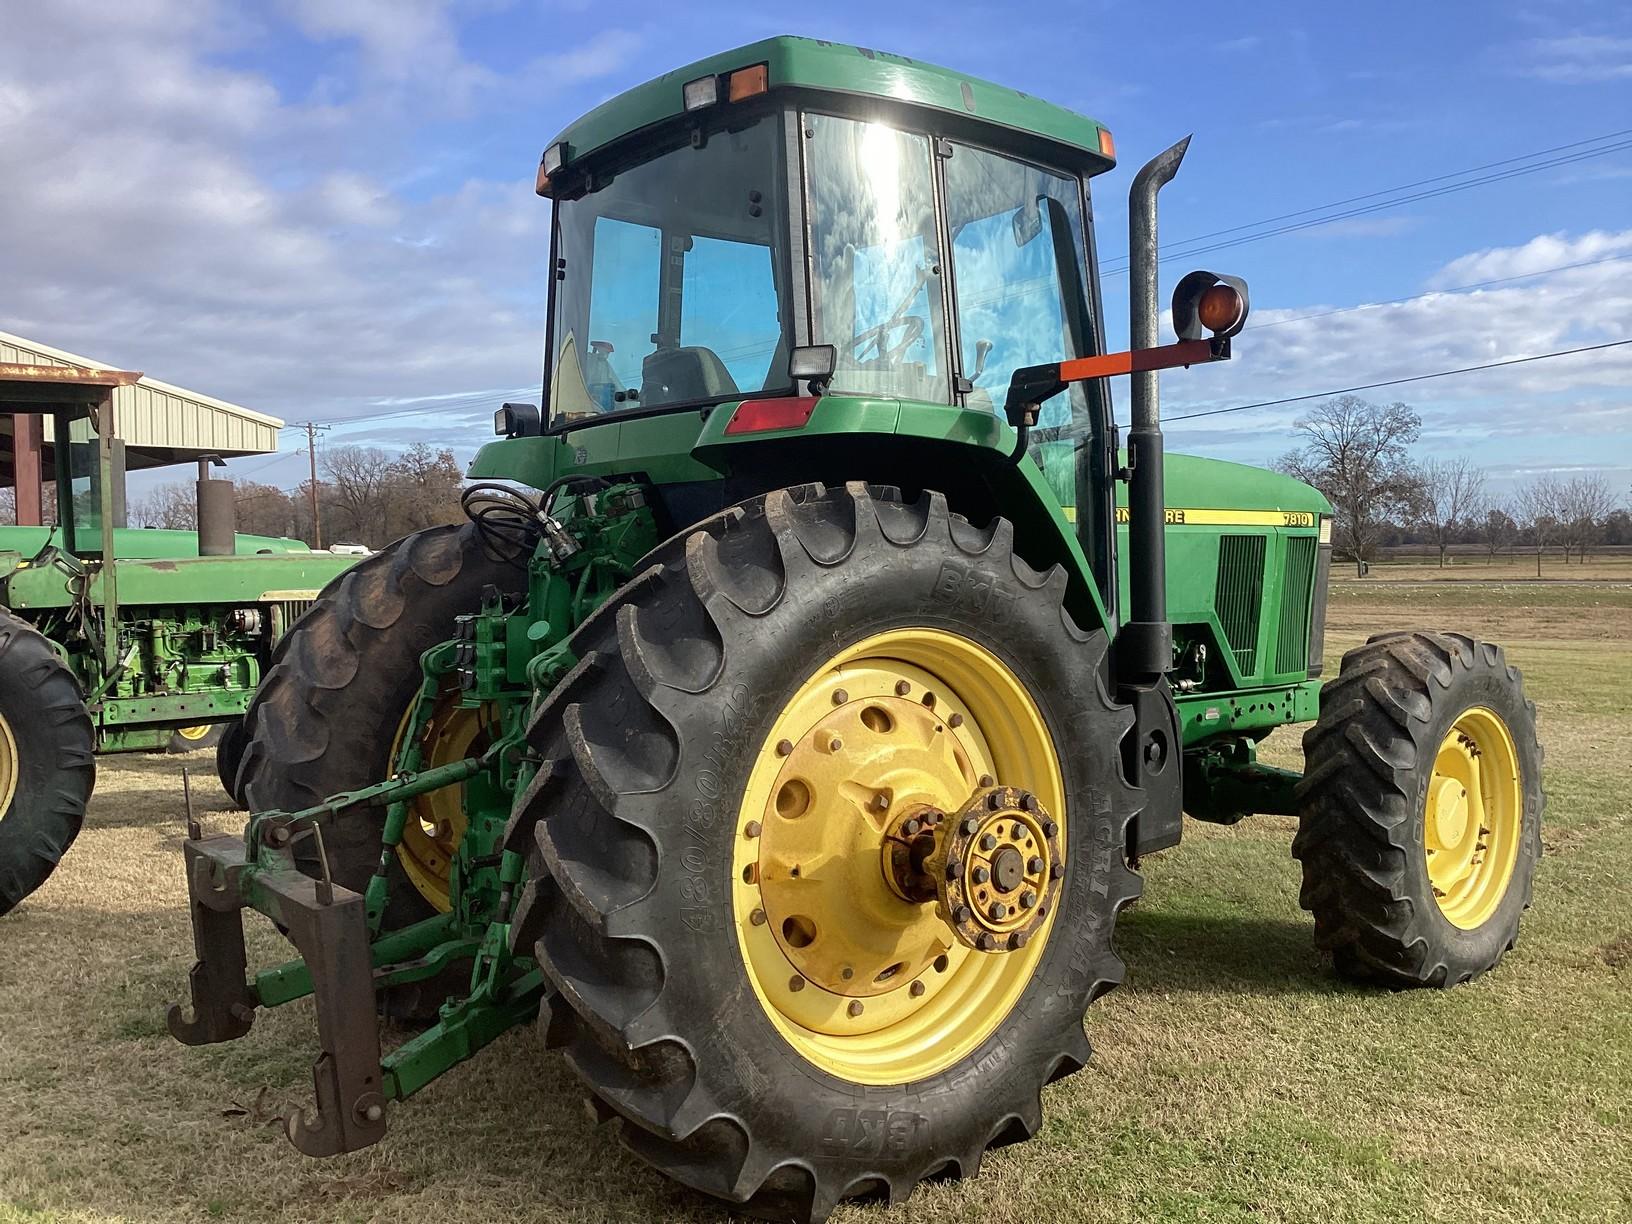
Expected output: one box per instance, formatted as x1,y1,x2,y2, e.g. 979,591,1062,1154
234,481,297,539
1417,456,1486,568
1277,395,1423,576
1554,474,1617,564
321,445,394,545
1514,477,1563,578
1482,503,1519,564
130,481,198,529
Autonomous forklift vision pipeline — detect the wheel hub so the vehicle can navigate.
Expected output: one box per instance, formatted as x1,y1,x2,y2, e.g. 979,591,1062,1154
927,786,1062,952
1424,709,1522,930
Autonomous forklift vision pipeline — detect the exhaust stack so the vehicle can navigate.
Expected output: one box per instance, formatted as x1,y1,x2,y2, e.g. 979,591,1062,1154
195,454,235,556
1121,136,1190,683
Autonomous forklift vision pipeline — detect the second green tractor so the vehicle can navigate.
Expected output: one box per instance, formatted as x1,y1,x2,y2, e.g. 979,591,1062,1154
169,37,1544,1222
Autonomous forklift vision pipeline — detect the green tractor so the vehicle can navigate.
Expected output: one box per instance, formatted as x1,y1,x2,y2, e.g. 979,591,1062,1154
168,38,1544,1221
0,365,360,913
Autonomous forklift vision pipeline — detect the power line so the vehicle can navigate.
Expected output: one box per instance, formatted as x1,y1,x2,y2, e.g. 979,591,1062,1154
1165,338,1632,424
1099,129,1632,275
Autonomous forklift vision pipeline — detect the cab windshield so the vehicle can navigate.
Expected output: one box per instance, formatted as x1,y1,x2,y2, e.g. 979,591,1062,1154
547,113,793,428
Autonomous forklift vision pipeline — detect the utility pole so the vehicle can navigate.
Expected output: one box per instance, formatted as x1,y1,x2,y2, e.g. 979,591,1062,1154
291,421,331,548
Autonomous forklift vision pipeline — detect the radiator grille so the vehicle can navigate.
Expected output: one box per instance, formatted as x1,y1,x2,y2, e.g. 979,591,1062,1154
1215,535,1266,674
1276,536,1318,674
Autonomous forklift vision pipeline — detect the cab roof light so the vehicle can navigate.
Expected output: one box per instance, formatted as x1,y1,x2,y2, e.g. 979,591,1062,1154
683,75,719,111
537,141,568,196
1097,127,1116,160
728,63,769,102
724,396,819,435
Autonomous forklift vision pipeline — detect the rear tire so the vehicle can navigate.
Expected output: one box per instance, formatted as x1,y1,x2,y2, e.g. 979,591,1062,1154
507,483,1142,1222
0,611,96,916
1292,631,1543,986
232,523,523,936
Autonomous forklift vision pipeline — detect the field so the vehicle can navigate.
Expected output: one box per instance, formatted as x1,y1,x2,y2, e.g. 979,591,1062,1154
3,580,1630,1223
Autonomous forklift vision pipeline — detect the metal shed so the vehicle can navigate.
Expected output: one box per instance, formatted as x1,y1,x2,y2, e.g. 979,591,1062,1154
1,330,284,526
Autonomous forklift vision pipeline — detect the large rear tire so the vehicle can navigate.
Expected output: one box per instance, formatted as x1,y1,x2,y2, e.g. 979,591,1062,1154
231,523,523,931
1293,631,1543,986
0,611,95,916
507,483,1142,1221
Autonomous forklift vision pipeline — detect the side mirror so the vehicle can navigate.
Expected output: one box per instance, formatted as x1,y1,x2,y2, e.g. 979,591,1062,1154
494,402,542,438
788,344,836,393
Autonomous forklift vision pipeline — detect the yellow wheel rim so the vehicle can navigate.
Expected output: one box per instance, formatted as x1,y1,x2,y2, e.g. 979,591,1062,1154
1424,706,1523,930
391,689,485,911
732,629,1063,1085
175,725,213,742
0,713,17,815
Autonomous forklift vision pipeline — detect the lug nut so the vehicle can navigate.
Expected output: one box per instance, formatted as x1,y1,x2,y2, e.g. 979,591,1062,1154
1041,820,1059,837
1050,862,1064,880
848,1000,864,1017
776,739,794,757
832,688,849,705
909,980,926,998
954,905,972,924
1020,890,1038,909
977,932,998,951
789,975,806,992
1010,931,1029,950
895,680,912,696
987,792,1004,811
945,859,962,881
972,866,990,885
979,833,998,852
934,954,950,972
988,901,1006,921
948,712,964,728
1019,793,1037,812
819,734,843,753
979,774,995,788
873,793,890,813
841,965,854,980
750,908,766,925
1028,856,1044,874
902,817,922,836
960,816,980,835
744,821,762,839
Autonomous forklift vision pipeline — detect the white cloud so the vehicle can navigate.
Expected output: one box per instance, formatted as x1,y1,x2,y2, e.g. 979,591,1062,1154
1520,34,1632,84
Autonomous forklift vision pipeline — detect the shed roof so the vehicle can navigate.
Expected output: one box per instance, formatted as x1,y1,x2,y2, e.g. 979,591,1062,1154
0,330,283,467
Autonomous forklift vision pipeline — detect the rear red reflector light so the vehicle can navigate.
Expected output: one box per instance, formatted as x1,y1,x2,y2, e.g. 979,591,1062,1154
724,396,819,435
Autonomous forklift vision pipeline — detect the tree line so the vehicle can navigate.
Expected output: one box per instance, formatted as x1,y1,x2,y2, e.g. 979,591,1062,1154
129,442,466,549
1276,394,1626,576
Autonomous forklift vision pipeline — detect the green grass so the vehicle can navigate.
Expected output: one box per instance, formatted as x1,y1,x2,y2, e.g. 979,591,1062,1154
2,584,1629,1222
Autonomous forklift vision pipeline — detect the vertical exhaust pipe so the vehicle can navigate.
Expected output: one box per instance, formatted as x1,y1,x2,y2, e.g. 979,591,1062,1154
195,454,235,556
1122,136,1190,684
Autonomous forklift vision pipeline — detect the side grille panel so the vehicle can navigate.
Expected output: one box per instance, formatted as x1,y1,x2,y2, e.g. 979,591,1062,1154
1215,535,1266,676
1276,536,1318,674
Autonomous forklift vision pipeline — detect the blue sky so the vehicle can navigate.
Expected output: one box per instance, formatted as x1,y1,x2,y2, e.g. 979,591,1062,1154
2,0,1629,502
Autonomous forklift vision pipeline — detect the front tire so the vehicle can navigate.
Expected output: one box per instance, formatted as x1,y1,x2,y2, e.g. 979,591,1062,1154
0,611,95,916
507,483,1142,1221
1292,631,1543,986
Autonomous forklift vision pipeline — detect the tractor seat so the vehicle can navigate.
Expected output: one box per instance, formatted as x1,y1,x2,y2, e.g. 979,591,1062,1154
641,346,739,407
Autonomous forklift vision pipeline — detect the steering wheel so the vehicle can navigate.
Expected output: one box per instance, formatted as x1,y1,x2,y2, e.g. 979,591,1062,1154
851,313,925,366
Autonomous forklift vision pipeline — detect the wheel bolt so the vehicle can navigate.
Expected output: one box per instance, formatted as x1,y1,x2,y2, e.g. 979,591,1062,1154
934,954,949,972
954,905,972,924
819,734,843,753
776,739,794,757
979,774,995,787
909,980,926,998
972,866,990,884
960,816,980,835
873,793,890,812
895,680,911,696
988,901,1006,921
745,821,762,839
979,833,998,852
789,976,805,992
1019,793,1037,812
977,932,997,951
1050,862,1064,880
832,688,849,705
1009,931,1029,950
1041,820,1059,837
987,792,1004,811
750,908,766,925
902,817,922,836
848,1000,864,1017
841,965,854,980
1019,890,1037,909
1028,856,1044,874
948,712,964,728
945,859,962,881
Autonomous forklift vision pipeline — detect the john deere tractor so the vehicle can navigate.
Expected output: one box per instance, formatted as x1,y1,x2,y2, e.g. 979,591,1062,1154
170,38,1543,1222
0,366,359,913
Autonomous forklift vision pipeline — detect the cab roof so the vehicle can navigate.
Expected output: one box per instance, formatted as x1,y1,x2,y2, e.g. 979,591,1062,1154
549,35,1114,171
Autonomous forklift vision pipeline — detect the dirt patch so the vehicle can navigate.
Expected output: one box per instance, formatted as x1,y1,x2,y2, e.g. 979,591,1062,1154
1600,934,1632,970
